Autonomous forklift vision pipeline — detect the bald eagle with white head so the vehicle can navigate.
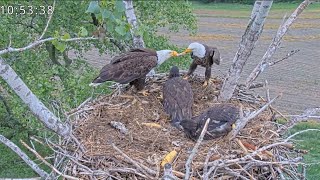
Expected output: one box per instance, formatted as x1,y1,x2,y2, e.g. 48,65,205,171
180,42,221,87
90,48,178,94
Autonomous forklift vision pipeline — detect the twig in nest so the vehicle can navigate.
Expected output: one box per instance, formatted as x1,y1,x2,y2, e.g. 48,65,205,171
185,118,210,180
162,163,177,180
110,121,129,135
20,140,79,180
229,94,281,140
112,144,156,178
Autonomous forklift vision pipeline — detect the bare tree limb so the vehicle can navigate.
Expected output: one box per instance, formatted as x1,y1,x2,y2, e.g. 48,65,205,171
245,0,311,88
0,37,98,55
122,0,145,48
185,118,210,180
218,0,273,101
228,94,281,140
38,0,55,40
0,135,49,178
278,107,320,133
269,49,300,67
0,57,71,138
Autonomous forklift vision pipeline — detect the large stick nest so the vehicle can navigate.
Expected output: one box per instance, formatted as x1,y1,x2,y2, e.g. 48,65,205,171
66,74,305,179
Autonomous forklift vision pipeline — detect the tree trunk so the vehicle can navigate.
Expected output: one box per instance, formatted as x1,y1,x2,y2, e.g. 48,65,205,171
218,0,273,102
123,0,156,75
244,0,311,88
123,0,145,48
0,57,71,138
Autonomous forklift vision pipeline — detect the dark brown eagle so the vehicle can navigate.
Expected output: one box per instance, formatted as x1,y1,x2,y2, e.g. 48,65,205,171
163,66,194,128
180,103,240,140
180,42,221,87
90,48,178,93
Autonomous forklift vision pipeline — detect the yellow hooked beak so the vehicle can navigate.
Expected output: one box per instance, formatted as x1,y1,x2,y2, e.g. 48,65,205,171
232,124,236,129
184,48,192,53
170,51,179,57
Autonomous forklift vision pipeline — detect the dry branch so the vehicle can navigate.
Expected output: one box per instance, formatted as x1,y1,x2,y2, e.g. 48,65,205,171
0,135,49,178
245,0,311,88
218,0,273,101
278,107,320,133
185,118,211,180
228,94,281,140
20,140,79,180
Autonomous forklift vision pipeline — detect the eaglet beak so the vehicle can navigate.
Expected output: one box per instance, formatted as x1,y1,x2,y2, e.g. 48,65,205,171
170,51,179,57
177,48,192,56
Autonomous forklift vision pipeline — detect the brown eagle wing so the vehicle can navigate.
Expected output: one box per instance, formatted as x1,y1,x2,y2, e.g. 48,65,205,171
194,104,240,140
207,46,221,65
163,78,193,124
92,53,157,84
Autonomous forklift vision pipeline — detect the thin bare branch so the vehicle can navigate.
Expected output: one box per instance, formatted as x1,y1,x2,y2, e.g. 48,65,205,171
0,135,49,178
245,0,311,88
20,140,79,180
278,107,320,132
0,37,98,55
38,0,56,40
185,118,211,180
229,94,281,140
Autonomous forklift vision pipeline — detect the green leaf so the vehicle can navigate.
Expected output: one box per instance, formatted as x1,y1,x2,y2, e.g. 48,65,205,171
78,27,88,37
106,23,114,33
115,1,125,12
86,1,100,14
62,33,71,40
101,9,112,19
55,42,67,52
115,25,126,36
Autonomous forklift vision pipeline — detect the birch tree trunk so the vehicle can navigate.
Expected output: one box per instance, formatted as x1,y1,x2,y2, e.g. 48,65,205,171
218,0,273,102
0,57,71,138
123,0,145,48
244,0,311,88
123,0,156,75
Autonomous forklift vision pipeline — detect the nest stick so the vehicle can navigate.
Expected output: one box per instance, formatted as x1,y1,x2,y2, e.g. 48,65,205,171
20,140,79,180
112,144,155,178
185,118,211,180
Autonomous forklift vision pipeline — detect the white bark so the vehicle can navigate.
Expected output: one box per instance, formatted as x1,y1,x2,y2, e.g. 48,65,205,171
245,0,311,88
123,0,145,48
122,0,156,76
0,134,49,178
218,0,273,102
0,57,71,138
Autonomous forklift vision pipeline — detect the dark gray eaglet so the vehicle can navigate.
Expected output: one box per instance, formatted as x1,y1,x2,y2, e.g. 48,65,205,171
180,103,240,140
180,42,221,87
90,48,178,92
163,66,194,128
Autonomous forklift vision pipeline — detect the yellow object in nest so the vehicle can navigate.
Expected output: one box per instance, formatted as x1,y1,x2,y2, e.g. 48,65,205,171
141,122,162,128
232,123,236,129
161,150,178,167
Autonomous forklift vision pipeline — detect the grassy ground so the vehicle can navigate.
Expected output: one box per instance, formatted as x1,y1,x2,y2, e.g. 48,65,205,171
286,121,320,180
